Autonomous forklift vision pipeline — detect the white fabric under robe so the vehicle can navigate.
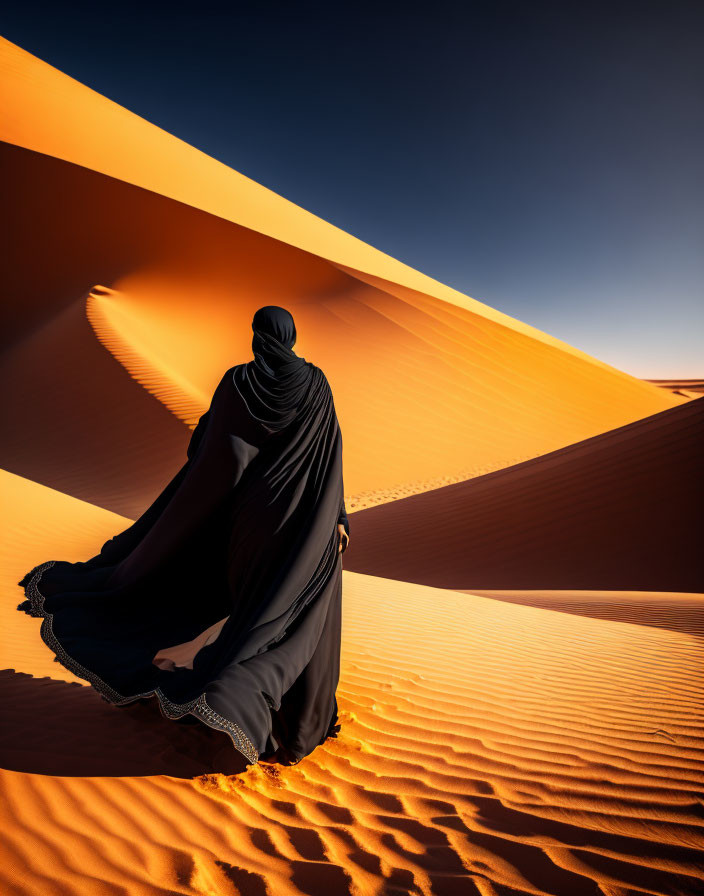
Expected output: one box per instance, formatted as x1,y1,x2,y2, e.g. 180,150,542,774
153,616,229,671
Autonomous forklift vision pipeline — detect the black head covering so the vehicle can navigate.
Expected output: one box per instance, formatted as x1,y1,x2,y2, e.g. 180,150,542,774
251,305,297,371
233,305,314,431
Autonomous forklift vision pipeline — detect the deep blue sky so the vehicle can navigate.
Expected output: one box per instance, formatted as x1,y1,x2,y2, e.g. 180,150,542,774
3,1,702,376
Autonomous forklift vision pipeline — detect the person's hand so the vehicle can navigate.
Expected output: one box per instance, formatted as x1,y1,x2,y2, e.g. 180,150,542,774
337,524,350,554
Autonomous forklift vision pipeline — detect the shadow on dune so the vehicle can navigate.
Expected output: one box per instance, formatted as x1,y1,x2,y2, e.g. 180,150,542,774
0,669,249,778
1,142,218,517
344,397,704,592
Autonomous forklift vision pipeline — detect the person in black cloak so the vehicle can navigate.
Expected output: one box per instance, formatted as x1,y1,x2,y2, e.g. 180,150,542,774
17,305,350,769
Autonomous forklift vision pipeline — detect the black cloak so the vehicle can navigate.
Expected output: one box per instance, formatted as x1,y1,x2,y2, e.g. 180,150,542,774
17,306,350,767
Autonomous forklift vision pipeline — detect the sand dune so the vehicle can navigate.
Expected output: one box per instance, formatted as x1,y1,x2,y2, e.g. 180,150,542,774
646,379,704,399
0,35,675,368
2,36,686,519
2,34,702,896
3,470,702,896
344,396,704,592
0,280,191,518
1,141,684,518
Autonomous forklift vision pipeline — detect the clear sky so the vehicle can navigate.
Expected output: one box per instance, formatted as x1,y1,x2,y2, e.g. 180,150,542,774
3,0,702,377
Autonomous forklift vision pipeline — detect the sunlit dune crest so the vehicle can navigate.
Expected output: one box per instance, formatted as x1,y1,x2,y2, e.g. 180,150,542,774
0,35,670,368
86,285,210,428
2,35,687,519
1,123,684,515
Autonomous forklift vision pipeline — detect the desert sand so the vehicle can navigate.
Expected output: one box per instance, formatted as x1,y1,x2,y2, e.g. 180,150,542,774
2,35,703,896
646,379,704,399
342,397,704,592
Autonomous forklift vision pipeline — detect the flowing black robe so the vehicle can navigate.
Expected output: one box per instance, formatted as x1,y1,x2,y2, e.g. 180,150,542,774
17,362,350,766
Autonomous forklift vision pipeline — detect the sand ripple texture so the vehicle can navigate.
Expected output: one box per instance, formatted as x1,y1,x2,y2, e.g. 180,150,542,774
2,471,703,896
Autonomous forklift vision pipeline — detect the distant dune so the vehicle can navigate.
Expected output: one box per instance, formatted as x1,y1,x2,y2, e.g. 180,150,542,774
2,34,702,896
343,397,704,592
645,379,704,399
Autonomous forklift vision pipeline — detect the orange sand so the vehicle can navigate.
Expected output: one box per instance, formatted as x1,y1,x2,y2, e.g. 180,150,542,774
343,397,704,592
2,34,702,896
1,35,688,518
3,471,703,895
645,379,704,399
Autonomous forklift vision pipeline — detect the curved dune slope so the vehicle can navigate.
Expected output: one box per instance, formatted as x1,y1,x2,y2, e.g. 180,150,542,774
0,35,665,367
0,282,190,519
1,138,683,515
344,397,704,592
2,470,703,896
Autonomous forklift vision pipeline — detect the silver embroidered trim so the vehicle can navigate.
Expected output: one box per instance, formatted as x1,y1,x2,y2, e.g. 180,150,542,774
18,560,260,766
